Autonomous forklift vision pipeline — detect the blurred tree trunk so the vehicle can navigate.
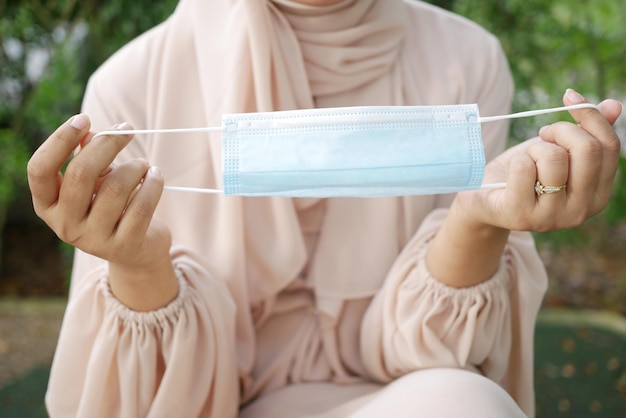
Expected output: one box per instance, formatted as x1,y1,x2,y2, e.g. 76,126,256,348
0,206,5,276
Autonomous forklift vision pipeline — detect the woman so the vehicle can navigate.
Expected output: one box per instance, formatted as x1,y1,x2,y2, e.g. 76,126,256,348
27,0,622,416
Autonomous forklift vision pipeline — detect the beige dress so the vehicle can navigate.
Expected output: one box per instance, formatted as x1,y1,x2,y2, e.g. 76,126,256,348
46,0,547,417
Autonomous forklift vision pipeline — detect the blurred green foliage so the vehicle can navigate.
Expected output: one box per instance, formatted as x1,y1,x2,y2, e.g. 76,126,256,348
0,0,177,279
0,0,178,142
0,0,625,285
0,129,27,209
441,0,626,247
0,0,181,222
451,0,626,101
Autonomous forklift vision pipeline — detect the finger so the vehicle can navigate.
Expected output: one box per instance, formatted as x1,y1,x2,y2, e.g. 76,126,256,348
503,153,537,226
28,114,91,214
525,141,569,227
58,123,135,222
527,140,569,185
563,89,621,151
565,94,621,205
526,140,569,207
115,166,164,245
597,99,623,126
75,121,129,156
87,159,151,236
539,122,608,207
93,163,117,196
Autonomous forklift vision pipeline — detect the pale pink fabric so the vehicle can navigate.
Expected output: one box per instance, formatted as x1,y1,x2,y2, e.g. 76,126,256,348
46,0,548,417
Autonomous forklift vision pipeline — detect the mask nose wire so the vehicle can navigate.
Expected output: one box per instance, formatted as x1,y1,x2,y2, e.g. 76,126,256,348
479,102,600,191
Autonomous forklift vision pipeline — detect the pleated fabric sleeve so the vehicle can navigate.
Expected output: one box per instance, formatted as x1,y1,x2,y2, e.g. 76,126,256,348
360,210,547,416
46,246,240,418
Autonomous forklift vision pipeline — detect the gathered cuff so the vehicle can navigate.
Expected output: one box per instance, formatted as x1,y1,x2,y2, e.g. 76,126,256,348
47,246,241,417
360,209,518,384
96,265,189,327
410,240,511,297
398,211,511,299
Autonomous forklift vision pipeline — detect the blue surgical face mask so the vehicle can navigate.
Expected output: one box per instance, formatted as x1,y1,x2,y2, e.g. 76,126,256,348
95,103,597,198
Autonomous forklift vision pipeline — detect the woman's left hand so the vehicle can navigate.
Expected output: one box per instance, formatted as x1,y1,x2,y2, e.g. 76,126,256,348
459,89,622,233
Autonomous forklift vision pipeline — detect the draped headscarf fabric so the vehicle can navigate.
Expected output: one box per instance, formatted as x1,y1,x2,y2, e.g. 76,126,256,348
49,0,548,416
103,0,436,312
146,0,512,308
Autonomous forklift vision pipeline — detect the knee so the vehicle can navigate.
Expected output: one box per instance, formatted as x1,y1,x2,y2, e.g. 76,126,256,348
355,368,527,418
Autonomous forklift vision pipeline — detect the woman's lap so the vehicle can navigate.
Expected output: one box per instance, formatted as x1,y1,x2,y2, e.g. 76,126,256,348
239,368,527,417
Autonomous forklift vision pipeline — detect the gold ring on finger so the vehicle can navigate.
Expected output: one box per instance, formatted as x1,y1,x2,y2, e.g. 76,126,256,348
534,180,567,196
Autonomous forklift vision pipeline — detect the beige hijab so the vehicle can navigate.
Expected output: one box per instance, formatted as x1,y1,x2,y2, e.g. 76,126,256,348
151,0,433,312
185,0,407,111
70,0,521,408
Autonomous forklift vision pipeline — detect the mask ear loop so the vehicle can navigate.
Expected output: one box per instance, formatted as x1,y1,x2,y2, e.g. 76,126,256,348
92,126,226,194
92,126,225,139
478,103,599,124
478,103,600,191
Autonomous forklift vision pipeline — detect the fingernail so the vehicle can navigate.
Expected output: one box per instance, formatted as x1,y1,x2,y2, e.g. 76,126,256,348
70,114,89,130
149,166,161,176
115,122,130,130
111,122,134,139
565,88,585,104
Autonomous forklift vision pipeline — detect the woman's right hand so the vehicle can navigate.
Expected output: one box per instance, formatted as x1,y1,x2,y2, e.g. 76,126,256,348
28,114,178,310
